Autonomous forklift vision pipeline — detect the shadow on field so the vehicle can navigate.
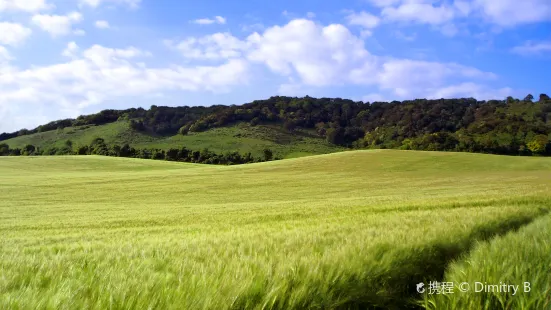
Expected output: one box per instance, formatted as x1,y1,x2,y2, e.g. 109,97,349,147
339,209,549,310
229,205,549,310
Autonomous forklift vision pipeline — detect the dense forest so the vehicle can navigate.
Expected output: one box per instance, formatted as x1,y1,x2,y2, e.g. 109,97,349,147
1,94,551,159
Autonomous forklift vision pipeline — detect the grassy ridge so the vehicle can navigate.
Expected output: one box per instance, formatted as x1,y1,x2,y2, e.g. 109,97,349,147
1,121,344,158
1,150,551,309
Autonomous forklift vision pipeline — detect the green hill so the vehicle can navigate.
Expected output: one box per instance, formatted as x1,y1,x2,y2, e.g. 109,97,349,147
2,95,551,159
1,121,344,159
1,150,551,309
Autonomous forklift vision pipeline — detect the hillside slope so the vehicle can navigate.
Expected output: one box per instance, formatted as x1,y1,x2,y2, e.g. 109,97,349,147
1,150,551,309
1,121,344,158
2,95,551,158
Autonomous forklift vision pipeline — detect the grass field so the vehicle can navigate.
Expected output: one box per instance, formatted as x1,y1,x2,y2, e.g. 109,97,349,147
425,214,551,309
1,121,344,159
1,150,550,309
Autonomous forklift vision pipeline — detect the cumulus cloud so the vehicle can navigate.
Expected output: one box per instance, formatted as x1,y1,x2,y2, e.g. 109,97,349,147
241,23,264,32
0,17,518,132
362,93,390,103
0,0,50,12
394,30,417,41
381,2,456,25
427,82,513,99
247,19,497,95
31,12,83,37
373,60,496,98
358,1,461,36
79,0,140,8
95,20,110,29
73,29,86,36
246,20,371,86
191,16,226,25
454,0,472,16
0,43,250,132
62,41,79,58
0,22,32,46
167,32,247,60
0,46,12,63
368,0,550,28
511,41,551,55
473,0,551,26
346,11,381,29
170,19,505,99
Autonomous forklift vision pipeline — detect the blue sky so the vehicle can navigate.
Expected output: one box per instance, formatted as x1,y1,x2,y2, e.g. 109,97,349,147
0,0,550,133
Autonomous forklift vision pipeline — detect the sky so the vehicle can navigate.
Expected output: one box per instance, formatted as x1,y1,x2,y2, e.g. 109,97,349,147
0,0,550,133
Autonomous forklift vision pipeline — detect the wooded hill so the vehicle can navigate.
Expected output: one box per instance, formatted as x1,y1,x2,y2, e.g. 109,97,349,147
2,94,551,158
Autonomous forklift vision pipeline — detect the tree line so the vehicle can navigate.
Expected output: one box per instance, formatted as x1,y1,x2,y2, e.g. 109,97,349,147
1,94,550,156
0,139,278,165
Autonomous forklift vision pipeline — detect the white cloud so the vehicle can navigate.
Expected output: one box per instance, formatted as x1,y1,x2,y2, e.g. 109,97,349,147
82,45,151,65
241,23,264,32
0,22,32,46
62,41,79,58
0,46,12,63
394,30,417,41
511,41,551,55
306,12,316,19
366,0,461,36
191,16,226,25
247,19,370,86
454,1,472,16
359,30,373,38
428,82,513,99
168,32,247,60
170,18,505,99
244,18,496,94
373,59,496,98
0,43,250,132
1,17,520,132
0,0,50,12
362,93,389,102
80,0,140,8
346,11,381,29
95,20,110,29
278,83,306,96
381,2,456,25
31,12,83,37
370,0,550,28
473,0,551,26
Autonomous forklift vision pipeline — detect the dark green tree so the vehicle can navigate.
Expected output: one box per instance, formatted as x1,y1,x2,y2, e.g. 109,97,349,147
22,144,36,156
326,127,345,145
263,149,273,161
90,138,109,155
165,148,180,161
120,144,132,157
111,144,122,156
76,145,89,155
0,143,10,156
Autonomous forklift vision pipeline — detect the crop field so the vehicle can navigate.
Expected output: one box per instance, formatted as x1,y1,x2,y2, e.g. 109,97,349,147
1,150,550,309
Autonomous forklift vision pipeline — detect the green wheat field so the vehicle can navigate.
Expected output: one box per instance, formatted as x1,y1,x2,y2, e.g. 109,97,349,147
1,150,550,309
